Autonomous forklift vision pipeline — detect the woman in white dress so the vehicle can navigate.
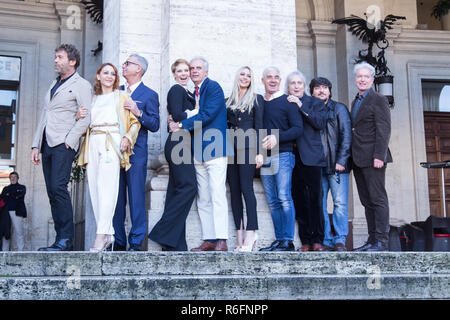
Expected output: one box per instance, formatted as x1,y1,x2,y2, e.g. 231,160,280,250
78,63,140,252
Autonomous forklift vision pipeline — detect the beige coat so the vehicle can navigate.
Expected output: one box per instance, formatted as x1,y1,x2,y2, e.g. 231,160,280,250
32,72,93,151
77,91,141,171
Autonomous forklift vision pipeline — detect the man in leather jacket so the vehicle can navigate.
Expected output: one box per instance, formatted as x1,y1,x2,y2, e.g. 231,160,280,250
310,77,352,251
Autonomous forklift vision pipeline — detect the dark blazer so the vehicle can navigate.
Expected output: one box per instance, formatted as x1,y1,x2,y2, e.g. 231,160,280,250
181,77,230,162
1,183,27,218
0,197,11,239
167,84,195,127
351,88,392,168
295,94,327,167
321,99,352,174
121,82,160,164
226,94,264,152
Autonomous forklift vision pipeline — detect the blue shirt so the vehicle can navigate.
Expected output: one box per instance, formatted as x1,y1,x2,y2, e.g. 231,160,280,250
351,89,370,122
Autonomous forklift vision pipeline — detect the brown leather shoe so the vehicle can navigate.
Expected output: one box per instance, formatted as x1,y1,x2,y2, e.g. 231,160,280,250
322,244,335,251
334,243,347,252
191,241,217,252
297,244,311,252
312,243,325,251
215,240,228,251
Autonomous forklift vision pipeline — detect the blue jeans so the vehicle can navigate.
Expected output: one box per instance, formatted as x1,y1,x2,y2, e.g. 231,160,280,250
260,152,296,240
321,171,349,247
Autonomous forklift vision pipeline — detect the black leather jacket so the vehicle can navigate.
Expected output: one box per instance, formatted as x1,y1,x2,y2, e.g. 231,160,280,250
321,99,352,174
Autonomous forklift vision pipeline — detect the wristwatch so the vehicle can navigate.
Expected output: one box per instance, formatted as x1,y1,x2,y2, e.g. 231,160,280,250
178,123,183,129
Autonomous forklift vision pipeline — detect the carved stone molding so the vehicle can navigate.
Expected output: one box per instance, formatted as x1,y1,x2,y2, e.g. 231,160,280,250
308,20,337,47
0,0,59,31
394,29,450,54
54,0,85,31
296,18,313,48
310,0,334,21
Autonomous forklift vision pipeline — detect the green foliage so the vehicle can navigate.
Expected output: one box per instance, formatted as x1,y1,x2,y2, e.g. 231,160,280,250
431,0,450,20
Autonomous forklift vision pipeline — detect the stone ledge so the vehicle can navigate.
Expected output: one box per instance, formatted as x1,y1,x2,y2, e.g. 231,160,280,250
1,252,449,277
0,274,448,300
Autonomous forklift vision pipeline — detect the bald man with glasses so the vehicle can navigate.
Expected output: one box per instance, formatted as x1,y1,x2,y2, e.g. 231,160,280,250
112,54,160,251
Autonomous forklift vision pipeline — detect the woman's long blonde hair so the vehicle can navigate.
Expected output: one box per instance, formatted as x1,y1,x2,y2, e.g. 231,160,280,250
226,66,258,113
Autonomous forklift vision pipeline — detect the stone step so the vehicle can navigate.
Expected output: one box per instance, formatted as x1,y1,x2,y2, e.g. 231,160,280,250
0,274,448,300
1,252,449,277
1,252,448,299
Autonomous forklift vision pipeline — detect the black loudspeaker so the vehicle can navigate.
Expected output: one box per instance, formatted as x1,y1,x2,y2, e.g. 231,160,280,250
388,225,403,251
404,223,426,251
424,216,450,252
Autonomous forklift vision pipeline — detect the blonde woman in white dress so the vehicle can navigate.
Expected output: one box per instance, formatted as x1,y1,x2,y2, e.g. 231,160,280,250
77,63,140,252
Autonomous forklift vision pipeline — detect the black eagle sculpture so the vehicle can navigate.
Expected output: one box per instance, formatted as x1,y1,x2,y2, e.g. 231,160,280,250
332,14,406,76
81,0,104,24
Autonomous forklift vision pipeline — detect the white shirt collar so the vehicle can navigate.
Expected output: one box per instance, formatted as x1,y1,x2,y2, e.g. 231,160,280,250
264,90,284,101
194,79,206,90
126,81,142,95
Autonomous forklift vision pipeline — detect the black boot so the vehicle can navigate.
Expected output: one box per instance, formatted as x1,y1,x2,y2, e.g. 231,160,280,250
353,241,373,252
38,238,73,252
259,240,281,252
366,241,388,252
273,240,295,251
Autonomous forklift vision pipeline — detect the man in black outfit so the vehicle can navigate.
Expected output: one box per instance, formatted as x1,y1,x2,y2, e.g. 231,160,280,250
1,172,27,251
286,71,328,252
351,62,392,252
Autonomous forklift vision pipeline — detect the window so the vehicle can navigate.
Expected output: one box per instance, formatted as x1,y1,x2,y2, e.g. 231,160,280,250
422,80,450,112
0,56,21,165
0,165,14,193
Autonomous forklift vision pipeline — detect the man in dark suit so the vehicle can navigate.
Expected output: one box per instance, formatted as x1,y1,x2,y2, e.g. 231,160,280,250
112,54,160,251
351,62,392,252
169,56,230,251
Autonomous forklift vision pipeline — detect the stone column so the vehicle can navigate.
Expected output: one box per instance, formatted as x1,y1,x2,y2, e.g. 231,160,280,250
308,21,338,91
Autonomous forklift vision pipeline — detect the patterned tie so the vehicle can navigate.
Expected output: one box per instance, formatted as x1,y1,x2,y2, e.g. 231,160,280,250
352,94,362,122
127,86,131,94
195,86,199,98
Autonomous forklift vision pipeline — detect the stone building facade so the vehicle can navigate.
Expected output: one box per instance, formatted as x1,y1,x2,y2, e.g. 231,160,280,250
1,0,449,250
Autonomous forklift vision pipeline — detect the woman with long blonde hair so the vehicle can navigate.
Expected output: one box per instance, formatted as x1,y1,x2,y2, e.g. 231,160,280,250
226,66,264,252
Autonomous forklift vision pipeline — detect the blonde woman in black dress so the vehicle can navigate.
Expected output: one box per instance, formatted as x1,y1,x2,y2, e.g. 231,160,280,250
149,59,197,251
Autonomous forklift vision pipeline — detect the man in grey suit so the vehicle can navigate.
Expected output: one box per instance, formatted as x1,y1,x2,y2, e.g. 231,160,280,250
350,62,392,252
31,44,92,251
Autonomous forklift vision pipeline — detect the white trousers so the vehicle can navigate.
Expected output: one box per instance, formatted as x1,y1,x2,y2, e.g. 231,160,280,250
87,132,121,235
9,211,24,251
194,156,229,240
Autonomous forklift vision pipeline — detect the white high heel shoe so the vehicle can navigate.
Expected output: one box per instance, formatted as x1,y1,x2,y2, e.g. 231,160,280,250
90,234,115,253
239,233,258,252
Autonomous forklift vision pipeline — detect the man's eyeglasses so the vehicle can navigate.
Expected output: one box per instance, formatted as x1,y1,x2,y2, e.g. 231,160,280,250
122,61,139,67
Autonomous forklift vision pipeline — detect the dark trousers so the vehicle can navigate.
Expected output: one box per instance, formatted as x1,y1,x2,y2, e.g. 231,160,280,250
353,164,390,244
41,141,76,240
292,152,324,245
149,134,197,251
227,147,258,231
113,156,147,248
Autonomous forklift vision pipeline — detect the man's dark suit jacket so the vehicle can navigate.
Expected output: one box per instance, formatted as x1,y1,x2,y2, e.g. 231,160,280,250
351,88,392,168
296,94,327,167
181,77,230,162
